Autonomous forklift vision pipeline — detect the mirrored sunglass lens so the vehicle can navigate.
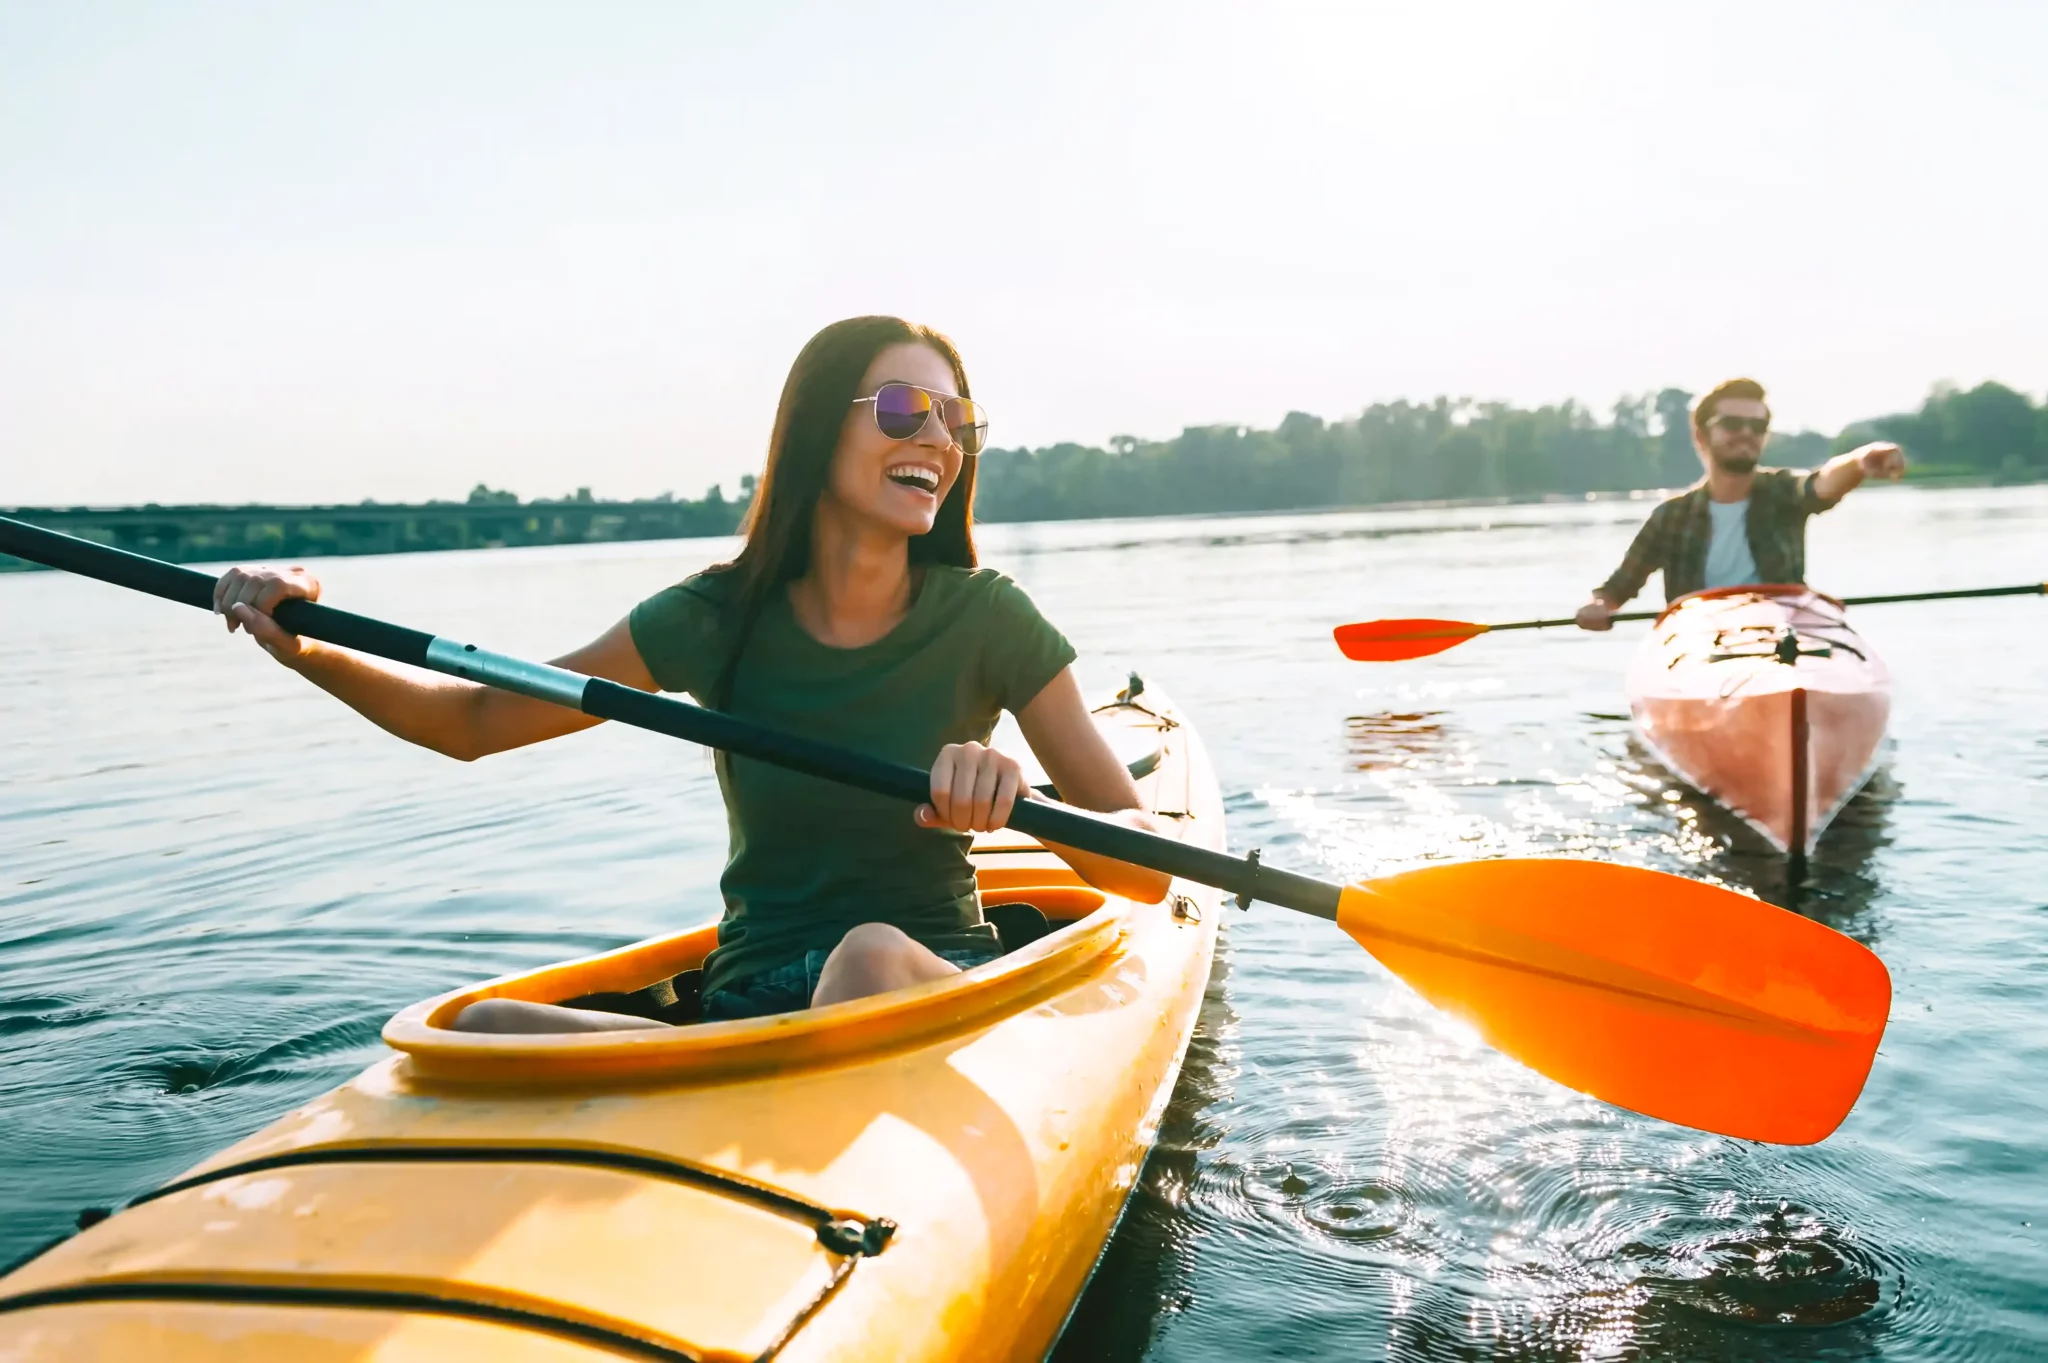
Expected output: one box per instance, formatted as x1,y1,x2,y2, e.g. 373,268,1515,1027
873,384,932,439
943,399,987,454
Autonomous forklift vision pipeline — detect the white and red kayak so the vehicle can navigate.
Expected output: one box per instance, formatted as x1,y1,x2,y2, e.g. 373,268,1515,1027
1626,586,1891,858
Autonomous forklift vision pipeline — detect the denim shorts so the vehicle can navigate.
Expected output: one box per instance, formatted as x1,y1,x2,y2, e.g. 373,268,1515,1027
701,941,1004,1023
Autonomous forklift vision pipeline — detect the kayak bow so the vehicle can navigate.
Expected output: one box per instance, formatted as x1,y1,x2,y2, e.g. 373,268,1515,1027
0,682,1227,1361
1628,586,1891,859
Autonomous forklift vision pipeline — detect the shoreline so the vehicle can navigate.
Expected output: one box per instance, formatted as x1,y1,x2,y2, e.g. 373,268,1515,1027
2,475,2036,573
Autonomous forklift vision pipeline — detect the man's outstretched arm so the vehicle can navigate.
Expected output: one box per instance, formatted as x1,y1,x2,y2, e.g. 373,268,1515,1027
1811,441,1907,505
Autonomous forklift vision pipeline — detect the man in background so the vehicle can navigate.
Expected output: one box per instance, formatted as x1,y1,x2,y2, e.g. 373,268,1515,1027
1576,378,1906,627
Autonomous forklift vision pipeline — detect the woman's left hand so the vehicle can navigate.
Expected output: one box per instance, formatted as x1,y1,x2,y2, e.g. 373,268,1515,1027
916,742,1026,833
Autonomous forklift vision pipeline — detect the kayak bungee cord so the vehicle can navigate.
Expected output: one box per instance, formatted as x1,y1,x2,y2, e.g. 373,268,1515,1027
0,514,1893,1144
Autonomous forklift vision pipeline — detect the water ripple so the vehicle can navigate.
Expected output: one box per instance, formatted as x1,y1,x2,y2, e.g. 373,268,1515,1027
9,498,2048,1362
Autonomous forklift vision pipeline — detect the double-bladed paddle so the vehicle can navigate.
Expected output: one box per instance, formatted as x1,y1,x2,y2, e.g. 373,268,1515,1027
1335,581,2047,661
0,515,1891,1144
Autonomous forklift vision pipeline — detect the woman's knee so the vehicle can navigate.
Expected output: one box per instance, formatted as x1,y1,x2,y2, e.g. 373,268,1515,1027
452,999,528,1032
815,923,953,1004
450,998,666,1034
832,921,919,969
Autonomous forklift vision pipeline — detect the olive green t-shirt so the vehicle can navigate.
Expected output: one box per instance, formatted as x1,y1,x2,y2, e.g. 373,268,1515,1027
629,566,1077,997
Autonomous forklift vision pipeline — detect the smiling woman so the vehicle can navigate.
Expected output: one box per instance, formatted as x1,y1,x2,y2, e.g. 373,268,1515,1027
715,318,984,675
203,314,1171,1034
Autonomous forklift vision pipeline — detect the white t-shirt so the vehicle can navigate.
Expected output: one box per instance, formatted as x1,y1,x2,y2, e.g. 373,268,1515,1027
1704,498,1760,588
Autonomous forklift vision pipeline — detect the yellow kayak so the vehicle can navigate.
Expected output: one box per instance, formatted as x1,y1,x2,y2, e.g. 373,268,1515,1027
0,685,1223,1362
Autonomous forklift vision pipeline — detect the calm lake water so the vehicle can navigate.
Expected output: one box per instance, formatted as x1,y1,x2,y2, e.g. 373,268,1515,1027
3,484,2045,1360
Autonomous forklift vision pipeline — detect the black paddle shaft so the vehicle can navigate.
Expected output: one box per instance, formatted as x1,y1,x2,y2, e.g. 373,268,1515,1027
0,516,1344,920
1485,581,2047,633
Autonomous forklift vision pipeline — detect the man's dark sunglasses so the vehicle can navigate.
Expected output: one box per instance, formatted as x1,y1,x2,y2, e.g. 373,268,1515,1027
1711,414,1770,436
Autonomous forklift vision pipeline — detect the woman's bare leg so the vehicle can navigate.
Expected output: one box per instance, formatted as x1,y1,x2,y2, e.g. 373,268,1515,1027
811,922,963,1007
448,923,965,1028
450,999,670,1033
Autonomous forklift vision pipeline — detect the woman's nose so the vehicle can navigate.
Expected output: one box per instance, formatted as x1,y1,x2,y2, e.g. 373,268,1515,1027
912,405,955,451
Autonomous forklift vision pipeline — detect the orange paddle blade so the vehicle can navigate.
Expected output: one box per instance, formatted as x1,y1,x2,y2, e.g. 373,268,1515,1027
1332,618,1488,661
1338,860,1889,1143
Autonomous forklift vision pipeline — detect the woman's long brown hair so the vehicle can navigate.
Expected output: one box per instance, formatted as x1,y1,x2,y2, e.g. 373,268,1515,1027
708,316,979,707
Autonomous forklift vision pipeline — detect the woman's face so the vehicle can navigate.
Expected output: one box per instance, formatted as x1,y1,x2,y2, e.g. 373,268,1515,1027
824,342,966,539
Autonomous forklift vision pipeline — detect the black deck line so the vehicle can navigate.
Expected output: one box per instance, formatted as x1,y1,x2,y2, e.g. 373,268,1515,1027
129,1142,850,1230
747,1255,858,1363
0,1281,702,1361
4,1146,900,1357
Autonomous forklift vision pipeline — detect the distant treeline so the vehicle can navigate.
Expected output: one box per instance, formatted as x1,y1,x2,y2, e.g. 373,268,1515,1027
0,486,744,570
974,381,2044,523
1836,380,2048,484
6,381,2039,570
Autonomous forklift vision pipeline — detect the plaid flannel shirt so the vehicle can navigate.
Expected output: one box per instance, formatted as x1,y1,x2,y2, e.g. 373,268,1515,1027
1596,467,1839,606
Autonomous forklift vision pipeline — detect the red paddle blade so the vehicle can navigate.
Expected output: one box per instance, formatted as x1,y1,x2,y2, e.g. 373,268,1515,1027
1337,860,1890,1144
1333,618,1488,661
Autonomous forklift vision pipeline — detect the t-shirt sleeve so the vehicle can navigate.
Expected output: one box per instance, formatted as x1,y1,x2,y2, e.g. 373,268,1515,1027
628,576,731,699
981,574,1078,715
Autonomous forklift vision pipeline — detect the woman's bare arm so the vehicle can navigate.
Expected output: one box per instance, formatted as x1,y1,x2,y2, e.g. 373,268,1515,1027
1014,668,1173,904
215,565,660,761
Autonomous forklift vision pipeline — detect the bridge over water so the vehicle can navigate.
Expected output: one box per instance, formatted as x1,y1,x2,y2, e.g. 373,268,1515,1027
0,497,744,570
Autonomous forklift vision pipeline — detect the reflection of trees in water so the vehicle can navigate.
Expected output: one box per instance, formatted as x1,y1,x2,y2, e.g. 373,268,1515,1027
1345,710,1455,772
1623,739,1898,946
1051,934,1239,1362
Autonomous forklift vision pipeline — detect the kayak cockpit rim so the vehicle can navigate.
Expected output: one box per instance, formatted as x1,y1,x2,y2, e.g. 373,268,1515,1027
1653,582,1847,623
378,879,1187,1085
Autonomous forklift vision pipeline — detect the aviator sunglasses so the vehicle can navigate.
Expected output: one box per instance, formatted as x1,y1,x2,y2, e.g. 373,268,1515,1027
852,382,990,456
1710,414,1770,436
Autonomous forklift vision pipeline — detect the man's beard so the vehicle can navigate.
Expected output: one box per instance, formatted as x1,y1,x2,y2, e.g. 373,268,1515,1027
1711,450,1759,476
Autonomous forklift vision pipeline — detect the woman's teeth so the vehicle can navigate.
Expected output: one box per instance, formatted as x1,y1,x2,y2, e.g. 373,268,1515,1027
887,466,939,492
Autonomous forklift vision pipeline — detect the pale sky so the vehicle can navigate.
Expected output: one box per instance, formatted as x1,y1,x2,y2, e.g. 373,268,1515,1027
3,1,2043,507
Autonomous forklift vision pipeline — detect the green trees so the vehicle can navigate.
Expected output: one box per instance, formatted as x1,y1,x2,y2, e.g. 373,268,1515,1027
973,381,2045,523
1654,389,1698,483
1844,381,2046,482
976,393,1692,523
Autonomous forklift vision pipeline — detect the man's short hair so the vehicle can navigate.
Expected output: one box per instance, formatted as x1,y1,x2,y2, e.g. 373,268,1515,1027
1692,378,1769,435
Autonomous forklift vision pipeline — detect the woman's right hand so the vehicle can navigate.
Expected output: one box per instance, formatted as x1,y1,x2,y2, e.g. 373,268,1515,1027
917,741,1027,834
213,565,322,666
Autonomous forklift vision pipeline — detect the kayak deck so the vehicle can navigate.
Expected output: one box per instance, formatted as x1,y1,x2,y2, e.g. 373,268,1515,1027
0,688,1224,1362
1626,586,1891,858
